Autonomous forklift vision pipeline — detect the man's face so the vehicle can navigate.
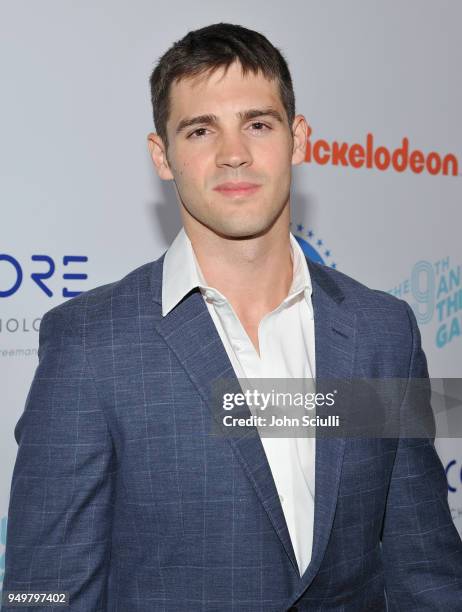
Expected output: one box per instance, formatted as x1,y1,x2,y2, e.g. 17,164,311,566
149,61,306,239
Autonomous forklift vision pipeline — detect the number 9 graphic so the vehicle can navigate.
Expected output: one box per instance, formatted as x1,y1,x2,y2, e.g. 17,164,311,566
411,260,434,324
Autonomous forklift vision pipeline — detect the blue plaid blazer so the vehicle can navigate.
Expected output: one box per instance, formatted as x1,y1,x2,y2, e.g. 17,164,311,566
3,254,462,611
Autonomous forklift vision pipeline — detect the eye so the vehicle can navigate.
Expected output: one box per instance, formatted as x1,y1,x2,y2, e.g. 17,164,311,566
187,127,210,139
249,121,271,133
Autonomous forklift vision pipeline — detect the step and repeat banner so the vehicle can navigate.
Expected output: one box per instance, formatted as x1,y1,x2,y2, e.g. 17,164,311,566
1,0,461,595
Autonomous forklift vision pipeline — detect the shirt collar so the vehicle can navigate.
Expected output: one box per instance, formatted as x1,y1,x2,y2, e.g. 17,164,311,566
162,227,312,317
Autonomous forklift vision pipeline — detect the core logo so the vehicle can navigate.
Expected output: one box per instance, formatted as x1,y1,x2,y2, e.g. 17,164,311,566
304,125,459,176
0,254,88,298
291,222,336,268
446,459,462,493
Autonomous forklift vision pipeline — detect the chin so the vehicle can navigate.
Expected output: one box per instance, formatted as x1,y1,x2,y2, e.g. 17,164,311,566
219,210,285,239
211,221,275,240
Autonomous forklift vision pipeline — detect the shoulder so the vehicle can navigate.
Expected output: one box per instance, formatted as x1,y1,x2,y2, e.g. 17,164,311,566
310,261,425,376
308,259,416,333
308,258,411,311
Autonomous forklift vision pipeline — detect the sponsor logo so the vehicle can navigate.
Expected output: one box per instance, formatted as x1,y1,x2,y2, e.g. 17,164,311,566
388,257,461,349
446,459,462,493
304,125,459,176
290,223,336,268
0,254,88,298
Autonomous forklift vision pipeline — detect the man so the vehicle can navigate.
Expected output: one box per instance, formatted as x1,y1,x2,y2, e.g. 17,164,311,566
3,23,462,612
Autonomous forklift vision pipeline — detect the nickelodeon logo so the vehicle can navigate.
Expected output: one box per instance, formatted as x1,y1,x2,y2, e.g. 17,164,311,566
304,126,458,176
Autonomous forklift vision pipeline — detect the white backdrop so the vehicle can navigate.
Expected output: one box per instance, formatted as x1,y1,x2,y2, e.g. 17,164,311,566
1,0,461,595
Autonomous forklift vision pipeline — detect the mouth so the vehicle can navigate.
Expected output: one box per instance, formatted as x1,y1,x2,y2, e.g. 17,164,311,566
213,182,262,197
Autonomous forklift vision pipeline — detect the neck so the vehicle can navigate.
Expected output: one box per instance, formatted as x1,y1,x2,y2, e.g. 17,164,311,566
183,207,293,322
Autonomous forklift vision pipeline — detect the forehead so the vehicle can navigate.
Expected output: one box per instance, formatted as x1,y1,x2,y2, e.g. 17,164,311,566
168,62,283,121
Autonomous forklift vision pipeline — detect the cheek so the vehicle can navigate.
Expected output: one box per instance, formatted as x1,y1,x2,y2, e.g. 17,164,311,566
175,154,207,185
173,158,213,210
256,139,292,172
261,153,292,185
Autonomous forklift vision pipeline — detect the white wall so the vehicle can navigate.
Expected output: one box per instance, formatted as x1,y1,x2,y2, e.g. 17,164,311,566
1,0,461,593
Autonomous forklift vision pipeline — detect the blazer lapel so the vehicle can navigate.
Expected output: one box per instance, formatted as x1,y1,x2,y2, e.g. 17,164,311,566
150,256,300,575
294,258,357,593
149,254,357,588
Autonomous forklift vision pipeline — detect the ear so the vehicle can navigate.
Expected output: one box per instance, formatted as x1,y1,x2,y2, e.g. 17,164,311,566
291,114,308,166
147,132,174,180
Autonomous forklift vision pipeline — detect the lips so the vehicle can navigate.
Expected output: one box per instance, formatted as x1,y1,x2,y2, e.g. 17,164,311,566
213,182,261,196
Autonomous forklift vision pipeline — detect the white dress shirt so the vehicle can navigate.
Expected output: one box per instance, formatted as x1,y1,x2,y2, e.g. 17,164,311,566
162,227,316,576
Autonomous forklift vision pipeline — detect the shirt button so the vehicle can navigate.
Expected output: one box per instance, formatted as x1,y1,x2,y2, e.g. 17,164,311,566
279,494,284,503
204,290,214,300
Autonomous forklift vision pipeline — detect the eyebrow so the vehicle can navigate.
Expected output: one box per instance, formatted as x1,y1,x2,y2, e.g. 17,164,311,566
175,107,285,134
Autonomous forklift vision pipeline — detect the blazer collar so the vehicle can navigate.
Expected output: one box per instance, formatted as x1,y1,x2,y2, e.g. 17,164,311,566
161,228,313,317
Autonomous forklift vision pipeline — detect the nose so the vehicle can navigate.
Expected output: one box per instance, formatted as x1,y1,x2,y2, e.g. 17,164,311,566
215,130,252,169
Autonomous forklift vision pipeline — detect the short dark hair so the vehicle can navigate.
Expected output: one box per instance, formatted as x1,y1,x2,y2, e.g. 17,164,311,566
149,23,296,147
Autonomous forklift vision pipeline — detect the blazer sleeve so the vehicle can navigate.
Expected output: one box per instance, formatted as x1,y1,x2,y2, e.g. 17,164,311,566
381,302,462,609
3,309,116,611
